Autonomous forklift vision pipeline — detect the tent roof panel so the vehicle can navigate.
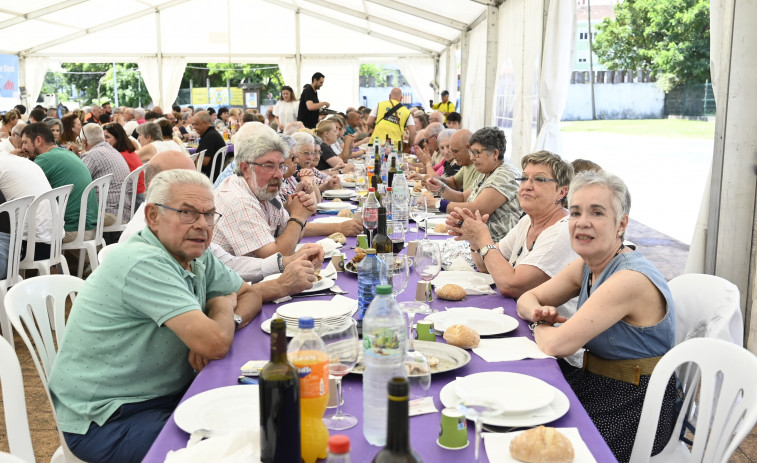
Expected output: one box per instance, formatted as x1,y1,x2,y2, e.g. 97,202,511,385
39,15,157,56
1,19,78,53
42,0,146,29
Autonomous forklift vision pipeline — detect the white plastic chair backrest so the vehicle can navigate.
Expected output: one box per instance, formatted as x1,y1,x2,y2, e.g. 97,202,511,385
208,145,229,182
194,149,207,173
104,165,144,233
0,196,34,290
630,338,757,463
18,185,73,274
0,452,29,463
63,174,112,250
0,337,35,462
4,275,85,387
97,243,121,264
669,273,743,345
129,135,141,149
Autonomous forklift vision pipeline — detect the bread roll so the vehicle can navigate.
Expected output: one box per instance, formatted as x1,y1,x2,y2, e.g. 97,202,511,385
443,324,480,349
337,208,354,218
351,247,367,264
331,198,343,202
433,223,447,234
436,284,466,301
329,232,346,245
413,182,423,192
509,426,574,463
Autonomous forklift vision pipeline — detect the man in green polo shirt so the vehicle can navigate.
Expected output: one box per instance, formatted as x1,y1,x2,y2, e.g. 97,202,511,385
21,123,98,243
48,169,262,463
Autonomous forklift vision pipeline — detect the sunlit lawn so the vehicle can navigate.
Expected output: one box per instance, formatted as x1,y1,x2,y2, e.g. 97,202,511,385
560,119,716,139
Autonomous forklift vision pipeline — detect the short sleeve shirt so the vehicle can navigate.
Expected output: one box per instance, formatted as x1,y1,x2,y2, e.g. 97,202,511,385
316,143,338,171
453,164,481,191
297,84,320,129
81,141,132,219
468,162,521,241
48,226,243,434
213,175,290,256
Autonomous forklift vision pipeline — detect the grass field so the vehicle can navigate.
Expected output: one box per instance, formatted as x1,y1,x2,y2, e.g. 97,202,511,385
560,119,716,139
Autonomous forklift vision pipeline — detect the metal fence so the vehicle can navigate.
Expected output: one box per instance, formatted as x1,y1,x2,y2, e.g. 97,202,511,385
664,81,716,117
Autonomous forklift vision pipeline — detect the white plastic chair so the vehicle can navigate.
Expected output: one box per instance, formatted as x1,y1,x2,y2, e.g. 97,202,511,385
194,149,207,173
669,273,743,345
0,337,35,462
97,242,121,264
19,185,73,276
207,145,230,182
103,165,145,235
0,196,34,351
4,274,87,463
0,451,29,463
630,338,757,463
61,174,112,279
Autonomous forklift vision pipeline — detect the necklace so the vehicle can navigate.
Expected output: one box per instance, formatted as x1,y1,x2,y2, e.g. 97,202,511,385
586,243,625,295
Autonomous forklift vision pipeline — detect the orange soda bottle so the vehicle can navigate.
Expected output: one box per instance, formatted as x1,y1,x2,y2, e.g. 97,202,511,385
288,316,330,463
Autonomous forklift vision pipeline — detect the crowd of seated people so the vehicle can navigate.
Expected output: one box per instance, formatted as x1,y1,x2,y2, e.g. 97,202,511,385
1,84,678,463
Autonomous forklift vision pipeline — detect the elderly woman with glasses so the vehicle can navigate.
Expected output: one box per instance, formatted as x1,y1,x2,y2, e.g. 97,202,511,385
516,170,676,462
428,126,521,241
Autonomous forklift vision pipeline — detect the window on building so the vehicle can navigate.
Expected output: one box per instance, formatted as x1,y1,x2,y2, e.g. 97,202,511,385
577,51,589,63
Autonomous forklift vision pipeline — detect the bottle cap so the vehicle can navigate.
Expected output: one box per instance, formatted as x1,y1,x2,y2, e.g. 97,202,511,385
376,284,392,295
366,248,376,255
369,187,375,192
387,187,392,191
298,316,315,329
397,170,404,174
328,434,350,454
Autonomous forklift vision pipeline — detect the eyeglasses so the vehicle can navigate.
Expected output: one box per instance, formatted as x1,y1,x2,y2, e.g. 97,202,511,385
250,162,288,174
469,148,490,158
155,203,222,226
516,176,558,185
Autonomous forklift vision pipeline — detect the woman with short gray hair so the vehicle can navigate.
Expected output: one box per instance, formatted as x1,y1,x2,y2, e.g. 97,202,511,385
135,121,182,163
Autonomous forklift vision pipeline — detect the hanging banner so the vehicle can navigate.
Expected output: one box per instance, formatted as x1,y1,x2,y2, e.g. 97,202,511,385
191,87,244,107
0,55,20,103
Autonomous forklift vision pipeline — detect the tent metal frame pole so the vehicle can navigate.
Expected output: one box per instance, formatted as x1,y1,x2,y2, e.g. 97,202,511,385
295,9,302,91
0,0,88,29
460,29,469,117
483,5,498,126
364,0,468,30
155,10,163,108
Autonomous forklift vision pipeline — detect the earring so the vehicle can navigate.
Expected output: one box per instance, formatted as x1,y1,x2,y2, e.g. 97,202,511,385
618,230,623,236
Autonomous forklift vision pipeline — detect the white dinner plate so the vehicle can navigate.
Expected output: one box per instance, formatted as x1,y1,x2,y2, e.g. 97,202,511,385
322,189,356,199
311,216,353,224
317,202,358,211
277,299,353,320
440,376,569,427
262,273,335,293
426,307,519,336
431,271,495,288
262,303,358,337
455,372,554,413
418,215,449,235
174,385,259,434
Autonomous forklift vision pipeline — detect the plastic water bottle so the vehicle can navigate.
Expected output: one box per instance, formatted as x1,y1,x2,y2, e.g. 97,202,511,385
384,187,393,224
288,317,330,463
391,170,410,233
326,435,351,463
362,284,407,446
357,249,381,319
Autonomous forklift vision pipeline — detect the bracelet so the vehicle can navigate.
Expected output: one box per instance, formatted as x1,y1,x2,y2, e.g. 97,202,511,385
529,320,554,331
439,182,446,193
276,253,285,273
288,217,306,231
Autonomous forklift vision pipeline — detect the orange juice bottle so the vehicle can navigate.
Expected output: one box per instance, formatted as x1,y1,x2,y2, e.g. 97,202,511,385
288,317,330,463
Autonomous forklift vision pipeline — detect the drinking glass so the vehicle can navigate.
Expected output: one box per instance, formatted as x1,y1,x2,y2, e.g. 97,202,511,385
379,255,410,298
319,319,360,430
414,240,442,292
389,219,405,254
354,164,368,203
409,196,430,240
456,397,505,462
362,200,378,247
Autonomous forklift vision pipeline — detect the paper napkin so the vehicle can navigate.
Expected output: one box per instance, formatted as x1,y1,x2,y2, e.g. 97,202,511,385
164,429,260,463
472,337,554,362
483,427,596,463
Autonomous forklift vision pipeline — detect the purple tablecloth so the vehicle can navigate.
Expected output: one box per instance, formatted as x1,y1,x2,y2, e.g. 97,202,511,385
143,220,617,462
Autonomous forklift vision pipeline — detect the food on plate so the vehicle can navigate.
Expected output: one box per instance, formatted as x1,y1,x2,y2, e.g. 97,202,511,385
436,284,466,301
413,182,424,193
337,209,354,218
331,198,343,202
420,190,436,201
329,232,346,245
352,247,367,264
404,352,439,375
433,223,448,234
443,324,480,349
509,426,575,463
425,354,440,368
344,175,356,183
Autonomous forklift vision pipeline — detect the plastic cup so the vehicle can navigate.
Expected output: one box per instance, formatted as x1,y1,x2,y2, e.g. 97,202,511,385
437,407,469,449
356,234,368,249
416,320,436,342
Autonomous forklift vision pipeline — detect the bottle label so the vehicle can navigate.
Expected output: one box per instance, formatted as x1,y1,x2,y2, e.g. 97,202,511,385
363,328,403,358
291,351,329,398
364,209,378,222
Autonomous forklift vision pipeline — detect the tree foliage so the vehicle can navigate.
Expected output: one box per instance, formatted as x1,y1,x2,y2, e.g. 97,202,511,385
593,0,710,88
181,63,283,99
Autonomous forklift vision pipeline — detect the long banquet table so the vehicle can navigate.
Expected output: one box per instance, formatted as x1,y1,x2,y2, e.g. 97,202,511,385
144,214,617,462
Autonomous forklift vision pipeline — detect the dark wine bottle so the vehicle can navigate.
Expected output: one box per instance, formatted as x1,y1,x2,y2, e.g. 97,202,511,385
387,156,397,188
259,319,301,463
372,378,422,463
370,175,382,204
373,207,393,257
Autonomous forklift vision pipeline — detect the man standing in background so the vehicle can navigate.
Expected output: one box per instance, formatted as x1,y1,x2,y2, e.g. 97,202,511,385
298,72,330,129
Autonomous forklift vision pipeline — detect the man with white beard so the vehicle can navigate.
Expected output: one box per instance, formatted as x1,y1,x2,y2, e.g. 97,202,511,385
212,134,316,258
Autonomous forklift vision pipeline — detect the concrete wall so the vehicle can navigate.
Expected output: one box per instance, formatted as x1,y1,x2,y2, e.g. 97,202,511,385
562,82,664,120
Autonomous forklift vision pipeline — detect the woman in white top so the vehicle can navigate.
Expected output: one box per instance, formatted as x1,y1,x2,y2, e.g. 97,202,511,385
135,121,182,163
447,150,577,299
273,86,299,131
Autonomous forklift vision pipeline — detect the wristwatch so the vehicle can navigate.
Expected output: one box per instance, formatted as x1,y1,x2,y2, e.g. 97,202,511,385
529,320,553,331
233,313,243,330
276,253,285,273
479,244,498,259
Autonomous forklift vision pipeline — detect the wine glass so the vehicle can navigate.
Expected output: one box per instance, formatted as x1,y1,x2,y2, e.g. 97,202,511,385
379,255,410,298
456,397,505,462
362,193,378,247
319,319,360,430
354,164,368,205
409,196,430,240
414,240,442,297
389,219,405,254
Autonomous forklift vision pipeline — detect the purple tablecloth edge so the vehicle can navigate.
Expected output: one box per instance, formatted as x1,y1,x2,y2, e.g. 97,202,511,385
143,219,617,463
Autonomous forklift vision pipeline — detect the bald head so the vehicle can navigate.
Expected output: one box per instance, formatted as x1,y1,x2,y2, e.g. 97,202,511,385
144,150,196,185
429,111,444,124
389,88,402,102
450,129,473,166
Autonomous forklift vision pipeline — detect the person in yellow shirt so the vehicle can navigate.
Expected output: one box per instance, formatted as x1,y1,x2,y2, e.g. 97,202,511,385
366,87,416,150
432,90,456,122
